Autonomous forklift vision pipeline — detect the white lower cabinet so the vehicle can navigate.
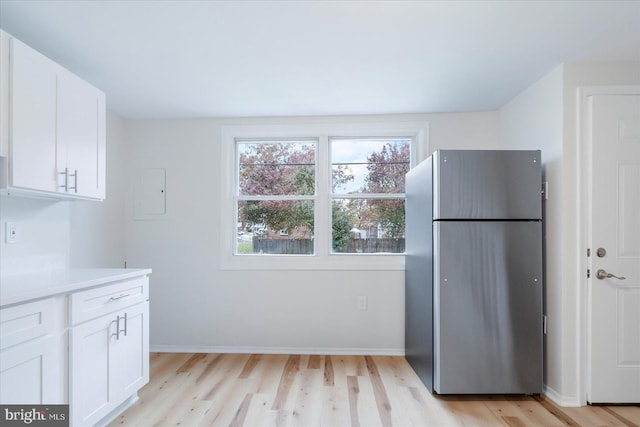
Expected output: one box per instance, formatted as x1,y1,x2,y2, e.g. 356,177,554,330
0,297,65,404
70,302,149,426
0,330,60,404
0,271,150,427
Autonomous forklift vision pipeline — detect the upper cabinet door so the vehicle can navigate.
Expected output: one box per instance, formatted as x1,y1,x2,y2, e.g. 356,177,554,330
9,37,58,193
58,70,106,200
4,31,106,200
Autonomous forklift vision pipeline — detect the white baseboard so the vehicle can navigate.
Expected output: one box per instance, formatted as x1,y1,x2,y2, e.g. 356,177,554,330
542,384,582,407
150,344,405,356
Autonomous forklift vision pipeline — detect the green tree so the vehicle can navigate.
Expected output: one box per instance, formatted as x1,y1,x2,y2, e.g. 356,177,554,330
359,141,409,239
332,201,353,252
239,142,353,236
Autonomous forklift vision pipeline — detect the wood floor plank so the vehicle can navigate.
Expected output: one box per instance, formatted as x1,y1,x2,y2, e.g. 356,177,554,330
288,359,323,427
110,353,640,427
249,354,289,396
350,374,384,427
240,392,278,427
201,354,251,401
485,398,561,427
228,393,253,427
320,381,349,427
238,354,262,379
323,355,335,386
364,356,393,427
399,385,459,425
559,406,630,426
347,376,360,427
503,397,567,426
271,355,301,411
532,395,582,426
441,397,508,426
176,352,208,373
307,354,321,370
601,406,640,427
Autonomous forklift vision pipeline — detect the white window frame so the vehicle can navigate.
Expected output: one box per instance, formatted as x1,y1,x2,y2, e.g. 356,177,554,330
220,121,429,270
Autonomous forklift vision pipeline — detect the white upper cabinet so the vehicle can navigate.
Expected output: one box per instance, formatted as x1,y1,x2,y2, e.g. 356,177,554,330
8,36,58,193
57,69,106,200
1,30,106,200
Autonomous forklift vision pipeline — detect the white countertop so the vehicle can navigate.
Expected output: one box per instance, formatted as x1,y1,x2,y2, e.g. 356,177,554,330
0,268,152,307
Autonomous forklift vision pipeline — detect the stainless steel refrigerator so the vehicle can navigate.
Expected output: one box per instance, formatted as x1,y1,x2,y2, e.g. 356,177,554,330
405,150,543,394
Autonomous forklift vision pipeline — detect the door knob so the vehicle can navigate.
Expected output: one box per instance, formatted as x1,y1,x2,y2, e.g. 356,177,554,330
596,269,626,280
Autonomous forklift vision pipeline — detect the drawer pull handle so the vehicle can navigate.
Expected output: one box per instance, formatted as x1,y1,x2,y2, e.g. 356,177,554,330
108,293,130,302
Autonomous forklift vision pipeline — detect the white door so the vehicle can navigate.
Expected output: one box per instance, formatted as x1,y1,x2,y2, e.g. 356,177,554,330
588,93,640,403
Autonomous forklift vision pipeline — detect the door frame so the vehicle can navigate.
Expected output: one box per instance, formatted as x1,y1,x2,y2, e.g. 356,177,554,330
577,85,640,405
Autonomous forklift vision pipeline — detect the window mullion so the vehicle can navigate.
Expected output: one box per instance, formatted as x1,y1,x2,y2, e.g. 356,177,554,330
316,134,330,256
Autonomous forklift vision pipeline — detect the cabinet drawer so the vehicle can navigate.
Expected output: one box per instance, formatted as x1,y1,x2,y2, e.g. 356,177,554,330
0,298,55,350
70,276,148,325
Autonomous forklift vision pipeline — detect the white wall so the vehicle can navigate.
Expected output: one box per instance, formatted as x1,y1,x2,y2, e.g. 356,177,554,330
0,197,69,275
124,112,499,353
499,61,640,406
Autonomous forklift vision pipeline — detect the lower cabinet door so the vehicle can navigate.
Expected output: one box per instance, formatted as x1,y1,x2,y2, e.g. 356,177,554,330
70,312,113,426
0,335,59,404
109,303,149,402
70,303,149,427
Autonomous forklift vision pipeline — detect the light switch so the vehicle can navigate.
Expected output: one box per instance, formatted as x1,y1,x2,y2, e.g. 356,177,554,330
5,222,18,244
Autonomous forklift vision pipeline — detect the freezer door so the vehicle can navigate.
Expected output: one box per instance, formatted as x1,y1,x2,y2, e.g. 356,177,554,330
433,221,543,394
433,150,542,220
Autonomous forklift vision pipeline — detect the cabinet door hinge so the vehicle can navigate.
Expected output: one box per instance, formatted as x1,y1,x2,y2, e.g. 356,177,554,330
587,269,591,278
587,248,591,257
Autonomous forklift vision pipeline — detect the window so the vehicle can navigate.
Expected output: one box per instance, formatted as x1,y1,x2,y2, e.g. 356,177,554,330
236,139,316,255
331,138,410,254
221,122,428,270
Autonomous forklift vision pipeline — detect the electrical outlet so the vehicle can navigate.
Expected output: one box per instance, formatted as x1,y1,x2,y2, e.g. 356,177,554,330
357,296,368,311
5,222,18,244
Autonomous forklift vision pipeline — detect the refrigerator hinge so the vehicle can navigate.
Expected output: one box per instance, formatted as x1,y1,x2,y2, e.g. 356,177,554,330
543,315,547,335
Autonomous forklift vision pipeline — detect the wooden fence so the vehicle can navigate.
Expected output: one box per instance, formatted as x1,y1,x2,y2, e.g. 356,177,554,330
252,238,405,254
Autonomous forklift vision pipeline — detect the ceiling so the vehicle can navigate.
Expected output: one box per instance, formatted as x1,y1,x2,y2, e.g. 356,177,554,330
1,1,639,119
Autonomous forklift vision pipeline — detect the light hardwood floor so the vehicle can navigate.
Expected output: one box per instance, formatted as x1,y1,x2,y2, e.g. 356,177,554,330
110,353,639,427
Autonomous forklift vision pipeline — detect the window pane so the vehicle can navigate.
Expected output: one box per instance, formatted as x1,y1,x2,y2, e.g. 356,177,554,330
238,141,315,196
331,138,410,194
332,199,405,254
237,200,314,255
